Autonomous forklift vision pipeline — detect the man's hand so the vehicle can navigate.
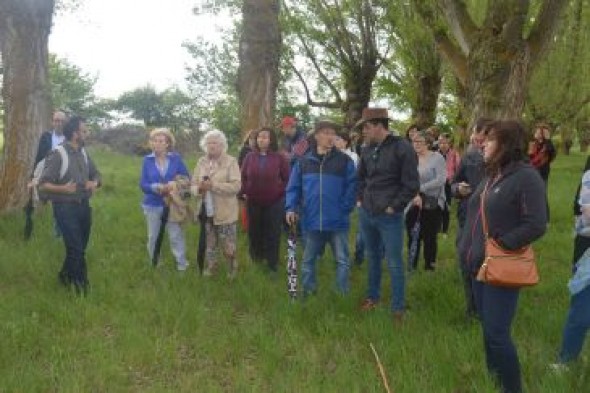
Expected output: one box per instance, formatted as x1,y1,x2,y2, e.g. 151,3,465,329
286,211,298,226
62,181,77,194
385,206,395,214
85,180,99,194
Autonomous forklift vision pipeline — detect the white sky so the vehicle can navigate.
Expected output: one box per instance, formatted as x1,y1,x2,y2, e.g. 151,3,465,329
49,0,228,99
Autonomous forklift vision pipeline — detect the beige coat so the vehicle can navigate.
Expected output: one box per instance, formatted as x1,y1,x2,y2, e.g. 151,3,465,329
191,153,241,225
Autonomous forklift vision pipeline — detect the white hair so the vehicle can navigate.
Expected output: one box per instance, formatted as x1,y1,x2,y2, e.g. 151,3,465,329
200,129,228,153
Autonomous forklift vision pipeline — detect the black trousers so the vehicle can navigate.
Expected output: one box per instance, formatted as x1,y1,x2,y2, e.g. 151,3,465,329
441,182,452,234
52,200,92,291
247,198,284,272
405,206,442,270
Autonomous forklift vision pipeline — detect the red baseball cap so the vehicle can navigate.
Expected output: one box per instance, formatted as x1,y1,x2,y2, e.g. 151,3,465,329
281,116,296,127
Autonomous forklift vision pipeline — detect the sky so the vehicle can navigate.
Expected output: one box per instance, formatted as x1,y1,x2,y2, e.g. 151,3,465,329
49,0,228,99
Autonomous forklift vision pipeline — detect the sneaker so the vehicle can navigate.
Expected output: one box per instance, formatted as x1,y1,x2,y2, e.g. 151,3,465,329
203,268,213,277
177,264,188,272
393,310,405,325
360,298,379,311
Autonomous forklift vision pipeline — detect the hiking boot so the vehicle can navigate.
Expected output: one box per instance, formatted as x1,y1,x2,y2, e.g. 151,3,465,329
360,298,379,311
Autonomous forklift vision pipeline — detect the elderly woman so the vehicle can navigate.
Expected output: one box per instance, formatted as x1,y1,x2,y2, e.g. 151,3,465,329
139,128,190,270
192,129,241,278
405,131,447,271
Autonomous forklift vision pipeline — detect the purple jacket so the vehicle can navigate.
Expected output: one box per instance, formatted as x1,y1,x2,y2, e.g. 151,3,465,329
140,152,189,207
240,151,290,206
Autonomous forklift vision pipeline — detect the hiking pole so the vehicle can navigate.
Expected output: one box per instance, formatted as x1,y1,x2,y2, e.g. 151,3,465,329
286,222,298,300
196,203,207,275
152,205,170,266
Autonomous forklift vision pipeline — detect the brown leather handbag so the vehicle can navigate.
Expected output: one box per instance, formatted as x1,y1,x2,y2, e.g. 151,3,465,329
476,180,539,288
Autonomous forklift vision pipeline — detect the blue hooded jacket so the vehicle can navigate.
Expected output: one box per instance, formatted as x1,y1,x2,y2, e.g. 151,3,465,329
285,148,357,232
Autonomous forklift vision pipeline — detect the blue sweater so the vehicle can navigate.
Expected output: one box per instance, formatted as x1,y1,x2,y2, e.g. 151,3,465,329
285,149,357,232
140,152,189,207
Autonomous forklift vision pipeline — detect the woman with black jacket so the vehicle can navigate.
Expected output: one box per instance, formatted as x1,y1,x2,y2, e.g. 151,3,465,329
458,120,547,393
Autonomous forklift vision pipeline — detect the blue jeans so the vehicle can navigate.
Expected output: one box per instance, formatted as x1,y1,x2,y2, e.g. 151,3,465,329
558,285,590,362
53,200,92,290
301,230,350,294
472,279,522,393
359,208,405,311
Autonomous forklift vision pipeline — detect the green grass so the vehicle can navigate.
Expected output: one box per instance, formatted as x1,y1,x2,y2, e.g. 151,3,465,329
0,148,588,392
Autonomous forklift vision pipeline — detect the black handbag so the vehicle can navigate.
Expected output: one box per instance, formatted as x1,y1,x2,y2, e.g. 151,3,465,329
422,194,439,210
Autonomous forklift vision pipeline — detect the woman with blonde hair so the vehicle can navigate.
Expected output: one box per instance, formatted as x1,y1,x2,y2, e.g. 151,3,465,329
139,128,190,270
191,129,241,278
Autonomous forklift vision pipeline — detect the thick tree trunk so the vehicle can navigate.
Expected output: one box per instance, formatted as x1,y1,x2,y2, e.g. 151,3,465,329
468,35,531,121
343,74,373,128
237,0,281,137
0,0,54,213
412,73,442,129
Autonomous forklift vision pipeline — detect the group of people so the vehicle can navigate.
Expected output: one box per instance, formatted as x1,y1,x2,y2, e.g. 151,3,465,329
33,108,588,393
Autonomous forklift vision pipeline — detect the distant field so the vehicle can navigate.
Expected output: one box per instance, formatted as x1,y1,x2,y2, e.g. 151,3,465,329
0,148,587,392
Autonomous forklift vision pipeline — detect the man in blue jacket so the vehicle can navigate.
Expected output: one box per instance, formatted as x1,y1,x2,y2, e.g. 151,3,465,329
285,120,357,295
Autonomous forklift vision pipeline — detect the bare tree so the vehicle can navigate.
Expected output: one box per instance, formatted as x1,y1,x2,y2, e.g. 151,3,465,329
0,0,55,213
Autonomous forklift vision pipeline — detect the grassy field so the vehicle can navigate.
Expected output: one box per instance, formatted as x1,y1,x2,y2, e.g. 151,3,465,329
0,147,588,392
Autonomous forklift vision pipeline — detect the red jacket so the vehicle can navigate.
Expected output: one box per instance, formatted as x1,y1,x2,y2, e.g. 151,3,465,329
240,151,290,206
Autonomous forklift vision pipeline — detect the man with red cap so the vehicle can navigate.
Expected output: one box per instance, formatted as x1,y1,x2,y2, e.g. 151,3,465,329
280,116,309,164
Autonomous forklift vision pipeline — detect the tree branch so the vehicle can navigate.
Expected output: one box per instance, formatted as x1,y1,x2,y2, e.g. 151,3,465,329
289,63,342,109
433,30,468,87
527,0,569,65
439,0,479,55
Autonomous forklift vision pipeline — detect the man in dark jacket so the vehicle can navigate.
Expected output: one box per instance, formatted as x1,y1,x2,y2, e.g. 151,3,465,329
356,108,419,322
451,118,489,318
285,120,357,296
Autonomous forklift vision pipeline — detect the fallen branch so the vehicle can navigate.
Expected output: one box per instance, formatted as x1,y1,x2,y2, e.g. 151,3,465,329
370,342,393,393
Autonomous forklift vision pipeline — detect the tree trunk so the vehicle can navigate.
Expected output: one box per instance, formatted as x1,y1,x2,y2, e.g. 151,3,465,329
0,0,54,213
413,73,442,129
343,73,373,128
468,36,531,121
237,0,281,138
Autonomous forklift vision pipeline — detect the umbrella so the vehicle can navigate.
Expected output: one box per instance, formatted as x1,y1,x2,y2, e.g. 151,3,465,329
23,194,35,241
287,224,298,300
408,209,421,271
196,203,207,274
152,206,170,266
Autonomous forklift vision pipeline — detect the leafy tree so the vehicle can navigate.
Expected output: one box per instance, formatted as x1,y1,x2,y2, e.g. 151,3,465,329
413,0,568,122
527,0,590,152
114,85,198,132
283,0,389,126
49,54,97,114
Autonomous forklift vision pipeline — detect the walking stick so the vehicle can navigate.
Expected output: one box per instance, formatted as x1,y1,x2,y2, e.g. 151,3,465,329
287,223,298,300
196,203,207,275
152,205,170,266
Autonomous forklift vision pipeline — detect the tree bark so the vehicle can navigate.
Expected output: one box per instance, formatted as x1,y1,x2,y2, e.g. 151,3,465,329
412,73,442,129
237,0,281,137
415,0,568,123
0,0,54,213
